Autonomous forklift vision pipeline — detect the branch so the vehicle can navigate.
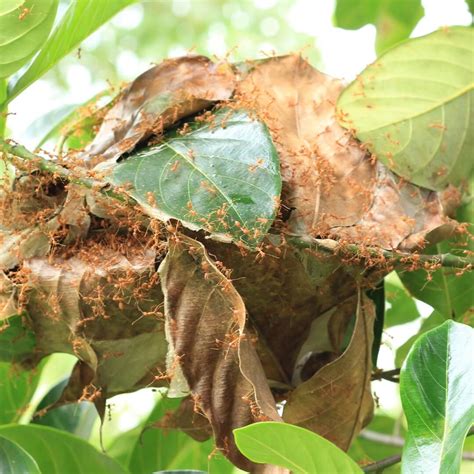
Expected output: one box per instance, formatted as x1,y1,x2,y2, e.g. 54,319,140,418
372,368,400,383
0,139,129,204
363,454,401,473
288,236,474,270
2,139,474,271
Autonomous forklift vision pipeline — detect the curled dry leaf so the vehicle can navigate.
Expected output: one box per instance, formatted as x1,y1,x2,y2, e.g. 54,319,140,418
12,241,168,399
283,291,375,451
159,234,281,470
235,54,454,250
82,55,235,169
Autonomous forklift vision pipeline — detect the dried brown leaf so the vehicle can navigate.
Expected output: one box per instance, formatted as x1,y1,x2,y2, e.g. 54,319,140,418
236,55,453,249
83,55,235,169
159,234,280,470
283,291,375,451
20,245,167,397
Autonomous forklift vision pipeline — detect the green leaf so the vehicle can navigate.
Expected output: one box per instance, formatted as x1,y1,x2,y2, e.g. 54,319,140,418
337,27,474,190
398,252,473,320
234,422,363,473
385,280,420,327
0,424,126,474
7,0,136,101
0,315,36,363
466,0,474,16
395,310,445,366
108,109,281,247
0,436,40,474
334,0,424,55
0,362,42,424
0,0,58,79
400,320,474,474
31,378,97,439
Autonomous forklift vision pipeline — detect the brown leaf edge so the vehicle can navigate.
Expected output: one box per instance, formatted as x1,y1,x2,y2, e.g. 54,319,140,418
283,289,375,451
159,233,281,470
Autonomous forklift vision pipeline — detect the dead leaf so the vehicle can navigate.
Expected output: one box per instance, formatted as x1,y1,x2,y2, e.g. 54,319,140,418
159,234,280,470
20,243,168,397
283,290,374,451
83,55,235,169
235,54,453,250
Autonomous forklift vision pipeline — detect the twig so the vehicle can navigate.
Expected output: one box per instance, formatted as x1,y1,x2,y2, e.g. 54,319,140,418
0,139,129,204
363,454,401,473
372,368,400,383
288,236,474,270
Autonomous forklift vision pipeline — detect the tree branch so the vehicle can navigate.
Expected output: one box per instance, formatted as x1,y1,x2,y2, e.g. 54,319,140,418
0,139,129,204
363,454,401,473
288,236,474,270
2,139,473,270
372,368,400,383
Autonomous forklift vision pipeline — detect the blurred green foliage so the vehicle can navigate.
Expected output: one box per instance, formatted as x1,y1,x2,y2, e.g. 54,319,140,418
48,0,320,92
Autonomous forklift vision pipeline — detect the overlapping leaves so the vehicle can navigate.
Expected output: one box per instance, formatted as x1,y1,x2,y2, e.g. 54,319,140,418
337,27,474,191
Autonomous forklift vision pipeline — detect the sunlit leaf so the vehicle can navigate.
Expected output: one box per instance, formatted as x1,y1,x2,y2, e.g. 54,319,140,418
337,27,474,190
109,109,281,247
8,0,136,101
400,320,474,474
0,424,126,474
0,436,40,474
234,422,363,473
0,0,58,79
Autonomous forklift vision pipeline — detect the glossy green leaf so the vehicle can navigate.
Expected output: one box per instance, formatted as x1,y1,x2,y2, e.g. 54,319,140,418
108,109,281,247
8,0,136,101
0,424,126,474
395,311,445,366
0,315,36,363
334,0,424,54
0,0,58,79
31,378,97,439
337,27,474,190
234,422,363,473
0,436,40,474
400,320,474,474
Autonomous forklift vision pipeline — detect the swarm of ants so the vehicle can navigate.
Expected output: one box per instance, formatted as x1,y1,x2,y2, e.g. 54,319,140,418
0,54,469,470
